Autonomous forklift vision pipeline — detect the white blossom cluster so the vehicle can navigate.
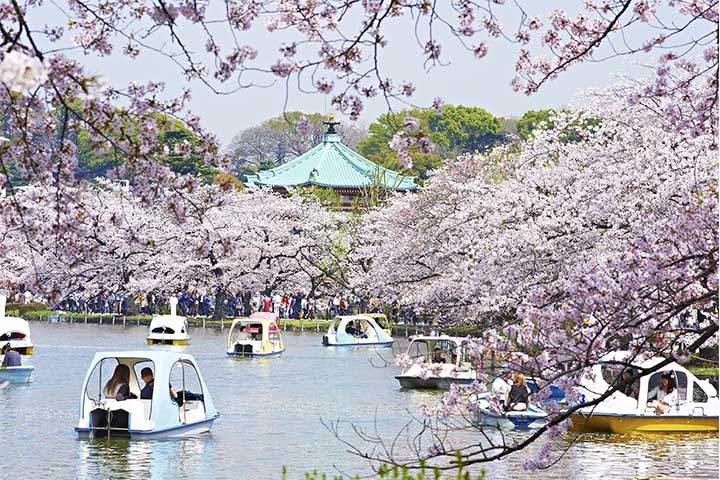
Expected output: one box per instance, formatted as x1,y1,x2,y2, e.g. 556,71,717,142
0,51,47,91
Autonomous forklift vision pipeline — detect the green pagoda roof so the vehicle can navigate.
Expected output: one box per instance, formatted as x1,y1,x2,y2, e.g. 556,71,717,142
245,123,417,191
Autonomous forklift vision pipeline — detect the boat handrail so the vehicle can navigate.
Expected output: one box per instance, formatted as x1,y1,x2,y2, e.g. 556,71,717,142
692,406,705,416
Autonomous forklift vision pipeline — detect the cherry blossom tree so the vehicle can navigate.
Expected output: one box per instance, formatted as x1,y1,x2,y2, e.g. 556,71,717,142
350,79,717,469
129,186,343,317
0,2,715,301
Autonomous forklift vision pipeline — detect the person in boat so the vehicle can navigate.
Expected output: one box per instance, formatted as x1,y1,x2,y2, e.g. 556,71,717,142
506,372,530,411
492,368,513,408
235,326,251,342
1,343,22,367
356,321,368,339
432,347,446,364
140,367,180,401
104,364,138,401
648,373,678,414
346,321,359,336
619,368,639,398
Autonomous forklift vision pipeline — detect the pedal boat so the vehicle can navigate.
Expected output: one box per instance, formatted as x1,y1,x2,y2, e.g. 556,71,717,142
570,352,719,434
146,297,189,345
322,315,393,347
0,365,34,383
395,335,476,389
75,351,218,439
0,295,34,355
226,312,285,357
475,393,548,430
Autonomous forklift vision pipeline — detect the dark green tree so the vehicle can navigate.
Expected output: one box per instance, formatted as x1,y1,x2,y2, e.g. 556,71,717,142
356,108,442,180
428,104,505,154
357,105,506,180
73,110,215,181
516,109,556,140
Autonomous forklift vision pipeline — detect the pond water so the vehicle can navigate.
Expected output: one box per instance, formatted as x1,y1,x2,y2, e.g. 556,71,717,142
1,322,718,479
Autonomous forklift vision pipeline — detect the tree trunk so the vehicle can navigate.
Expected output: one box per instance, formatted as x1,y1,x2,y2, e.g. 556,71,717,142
213,287,227,320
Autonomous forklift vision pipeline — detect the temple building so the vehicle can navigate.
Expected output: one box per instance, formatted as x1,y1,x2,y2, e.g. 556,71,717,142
245,114,417,208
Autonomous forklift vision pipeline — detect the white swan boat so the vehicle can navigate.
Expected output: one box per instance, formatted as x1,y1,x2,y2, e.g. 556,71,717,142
226,312,285,357
395,335,476,389
75,351,218,439
570,351,719,433
0,295,34,355
322,315,393,347
146,297,189,346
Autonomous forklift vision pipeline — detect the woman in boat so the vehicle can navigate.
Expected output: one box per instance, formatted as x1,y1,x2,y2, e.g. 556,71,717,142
104,364,137,401
648,373,677,414
506,372,530,411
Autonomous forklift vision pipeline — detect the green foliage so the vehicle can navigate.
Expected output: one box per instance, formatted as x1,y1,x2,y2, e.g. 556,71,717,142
296,185,344,209
516,109,556,140
5,302,49,317
155,114,218,181
357,105,506,180
427,104,504,154
516,109,601,143
71,107,216,181
357,108,443,180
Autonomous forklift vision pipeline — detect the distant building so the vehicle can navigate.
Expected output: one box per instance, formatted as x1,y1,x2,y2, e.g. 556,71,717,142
245,114,417,208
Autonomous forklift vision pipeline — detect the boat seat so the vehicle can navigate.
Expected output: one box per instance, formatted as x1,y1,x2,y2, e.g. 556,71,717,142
182,401,206,423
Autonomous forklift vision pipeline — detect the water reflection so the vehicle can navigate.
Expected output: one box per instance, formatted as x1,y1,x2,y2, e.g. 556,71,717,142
76,436,211,479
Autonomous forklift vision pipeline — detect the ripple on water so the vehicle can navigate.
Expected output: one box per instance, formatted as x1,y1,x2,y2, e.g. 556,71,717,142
0,322,717,479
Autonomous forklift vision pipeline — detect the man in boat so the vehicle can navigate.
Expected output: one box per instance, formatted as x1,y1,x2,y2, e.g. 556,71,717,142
432,347,446,364
346,321,359,336
140,367,203,406
1,343,21,367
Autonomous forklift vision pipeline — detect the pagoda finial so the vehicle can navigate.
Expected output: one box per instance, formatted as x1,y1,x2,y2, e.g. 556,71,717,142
324,112,340,135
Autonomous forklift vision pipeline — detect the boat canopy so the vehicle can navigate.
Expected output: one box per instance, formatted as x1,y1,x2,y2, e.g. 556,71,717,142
406,335,473,366
0,294,31,339
325,315,393,346
78,351,216,433
361,313,391,331
226,312,283,354
0,316,31,340
329,315,378,335
148,315,188,335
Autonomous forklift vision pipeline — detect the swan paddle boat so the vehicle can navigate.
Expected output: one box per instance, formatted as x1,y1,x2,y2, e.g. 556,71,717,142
226,312,285,357
0,294,34,355
395,335,476,389
475,393,548,430
570,351,719,434
75,351,218,439
146,297,189,345
322,315,393,347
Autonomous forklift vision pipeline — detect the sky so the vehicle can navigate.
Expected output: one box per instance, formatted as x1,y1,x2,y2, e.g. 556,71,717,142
56,2,667,147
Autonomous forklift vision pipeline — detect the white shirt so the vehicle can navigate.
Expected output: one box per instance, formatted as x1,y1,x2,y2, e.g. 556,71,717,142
492,376,512,395
649,386,677,404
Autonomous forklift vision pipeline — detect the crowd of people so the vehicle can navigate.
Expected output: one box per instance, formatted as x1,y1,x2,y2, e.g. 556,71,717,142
50,289,408,322
5,283,429,326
